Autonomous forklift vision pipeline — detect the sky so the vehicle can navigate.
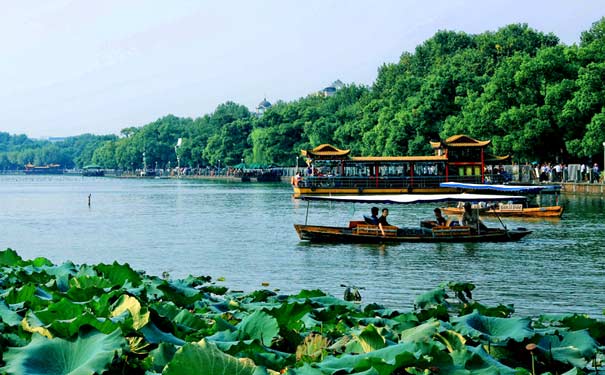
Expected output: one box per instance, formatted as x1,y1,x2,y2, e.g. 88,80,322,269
1,1,603,138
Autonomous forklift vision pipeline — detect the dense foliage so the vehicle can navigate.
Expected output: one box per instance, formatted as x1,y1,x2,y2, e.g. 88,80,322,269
2,18,605,170
0,248,603,374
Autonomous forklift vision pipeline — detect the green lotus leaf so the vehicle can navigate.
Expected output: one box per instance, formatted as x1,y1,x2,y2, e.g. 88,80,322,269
69,275,114,290
560,314,605,341
42,261,78,292
47,314,119,337
435,329,467,353
315,342,418,374
172,308,209,332
357,325,386,353
536,329,597,368
291,289,327,299
1,329,126,375
31,257,53,267
157,280,203,306
414,287,448,310
150,301,180,320
163,339,270,375
446,345,516,374
400,319,442,344
237,310,280,347
110,294,150,330
95,262,143,288
453,311,534,344
140,322,186,346
266,301,313,331
145,342,177,373
0,248,24,266
36,298,85,324
0,300,23,327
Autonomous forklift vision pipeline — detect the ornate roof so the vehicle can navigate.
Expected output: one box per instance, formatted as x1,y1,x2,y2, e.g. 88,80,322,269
431,135,491,148
302,144,350,159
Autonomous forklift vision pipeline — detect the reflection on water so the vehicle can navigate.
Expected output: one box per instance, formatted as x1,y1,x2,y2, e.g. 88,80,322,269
0,175,604,317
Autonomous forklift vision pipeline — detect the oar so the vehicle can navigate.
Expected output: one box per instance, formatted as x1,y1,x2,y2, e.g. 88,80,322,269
490,203,509,235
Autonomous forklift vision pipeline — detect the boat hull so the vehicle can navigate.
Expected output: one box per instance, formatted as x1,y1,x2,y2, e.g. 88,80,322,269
441,205,563,218
294,224,532,243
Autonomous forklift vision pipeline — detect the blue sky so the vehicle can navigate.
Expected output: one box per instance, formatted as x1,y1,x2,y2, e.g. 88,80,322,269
1,1,603,138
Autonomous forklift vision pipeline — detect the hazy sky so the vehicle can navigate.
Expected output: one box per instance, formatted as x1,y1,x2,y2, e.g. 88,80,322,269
1,1,603,138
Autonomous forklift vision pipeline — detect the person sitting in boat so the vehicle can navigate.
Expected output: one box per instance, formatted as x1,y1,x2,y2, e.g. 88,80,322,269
378,208,390,236
421,207,447,228
460,202,487,233
363,207,380,225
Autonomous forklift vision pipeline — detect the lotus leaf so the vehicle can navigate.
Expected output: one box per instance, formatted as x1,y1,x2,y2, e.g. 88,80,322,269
36,298,85,323
145,342,177,372
414,287,448,310
0,248,24,266
1,329,126,375
238,310,280,346
47,313,119,337
536,329,597,368
399,319,442,344
356,325,386,353
560,314,605,341
447,346,516,375
95,262,143,287
0,300,22,327
110,294,150,330
172,308,210,333
163,339,272,375
453,311,534,344
140,322,186,346
315,342,419,374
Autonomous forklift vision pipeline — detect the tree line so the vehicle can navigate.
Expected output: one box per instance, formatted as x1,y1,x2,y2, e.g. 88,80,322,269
2,18,604,171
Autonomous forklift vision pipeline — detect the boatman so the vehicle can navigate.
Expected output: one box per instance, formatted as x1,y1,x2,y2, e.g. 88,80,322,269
460,202,486,233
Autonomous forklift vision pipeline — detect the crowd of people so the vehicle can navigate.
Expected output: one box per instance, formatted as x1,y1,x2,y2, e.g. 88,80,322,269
531,162,600,183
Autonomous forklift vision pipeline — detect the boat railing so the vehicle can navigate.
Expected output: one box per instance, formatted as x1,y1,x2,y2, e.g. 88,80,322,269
298,175,482,189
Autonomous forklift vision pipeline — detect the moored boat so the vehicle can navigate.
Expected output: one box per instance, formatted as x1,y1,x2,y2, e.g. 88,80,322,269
438,182,563,218
294,194,532,243
441,203,563,218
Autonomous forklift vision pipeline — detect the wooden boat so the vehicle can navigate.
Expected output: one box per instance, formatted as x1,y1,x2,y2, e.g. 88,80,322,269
294,194,532,243
441,203,563,218
438,182,563,218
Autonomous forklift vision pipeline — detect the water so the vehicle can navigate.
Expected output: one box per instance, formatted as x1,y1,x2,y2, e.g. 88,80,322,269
1,175,604,317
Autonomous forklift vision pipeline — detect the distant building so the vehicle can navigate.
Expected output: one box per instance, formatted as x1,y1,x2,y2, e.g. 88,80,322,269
321,79,344,97
47,137,67,143
256,98,272,115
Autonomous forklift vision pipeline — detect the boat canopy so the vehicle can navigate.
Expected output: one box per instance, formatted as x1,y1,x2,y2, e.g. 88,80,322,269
300,193,526,204
439,182,560,193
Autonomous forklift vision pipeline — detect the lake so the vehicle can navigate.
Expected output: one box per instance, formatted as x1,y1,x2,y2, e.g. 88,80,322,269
1,175,604,317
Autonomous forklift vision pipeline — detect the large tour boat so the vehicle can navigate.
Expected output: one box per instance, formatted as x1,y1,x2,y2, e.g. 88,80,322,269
292,135,509,198
24,163,63,175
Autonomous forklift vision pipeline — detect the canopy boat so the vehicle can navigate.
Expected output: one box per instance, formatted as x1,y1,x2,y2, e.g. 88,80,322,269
438,182,563,218
294,194,532,243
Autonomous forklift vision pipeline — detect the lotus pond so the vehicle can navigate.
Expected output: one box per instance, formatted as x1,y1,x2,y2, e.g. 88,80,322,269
0,248,604,375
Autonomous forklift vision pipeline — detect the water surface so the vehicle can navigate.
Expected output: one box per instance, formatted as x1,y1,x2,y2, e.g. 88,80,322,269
1,175,604,317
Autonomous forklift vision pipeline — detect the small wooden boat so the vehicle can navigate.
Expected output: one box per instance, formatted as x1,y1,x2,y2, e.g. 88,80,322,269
294,194,532,244
439,182,563,218
441,202,563,218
